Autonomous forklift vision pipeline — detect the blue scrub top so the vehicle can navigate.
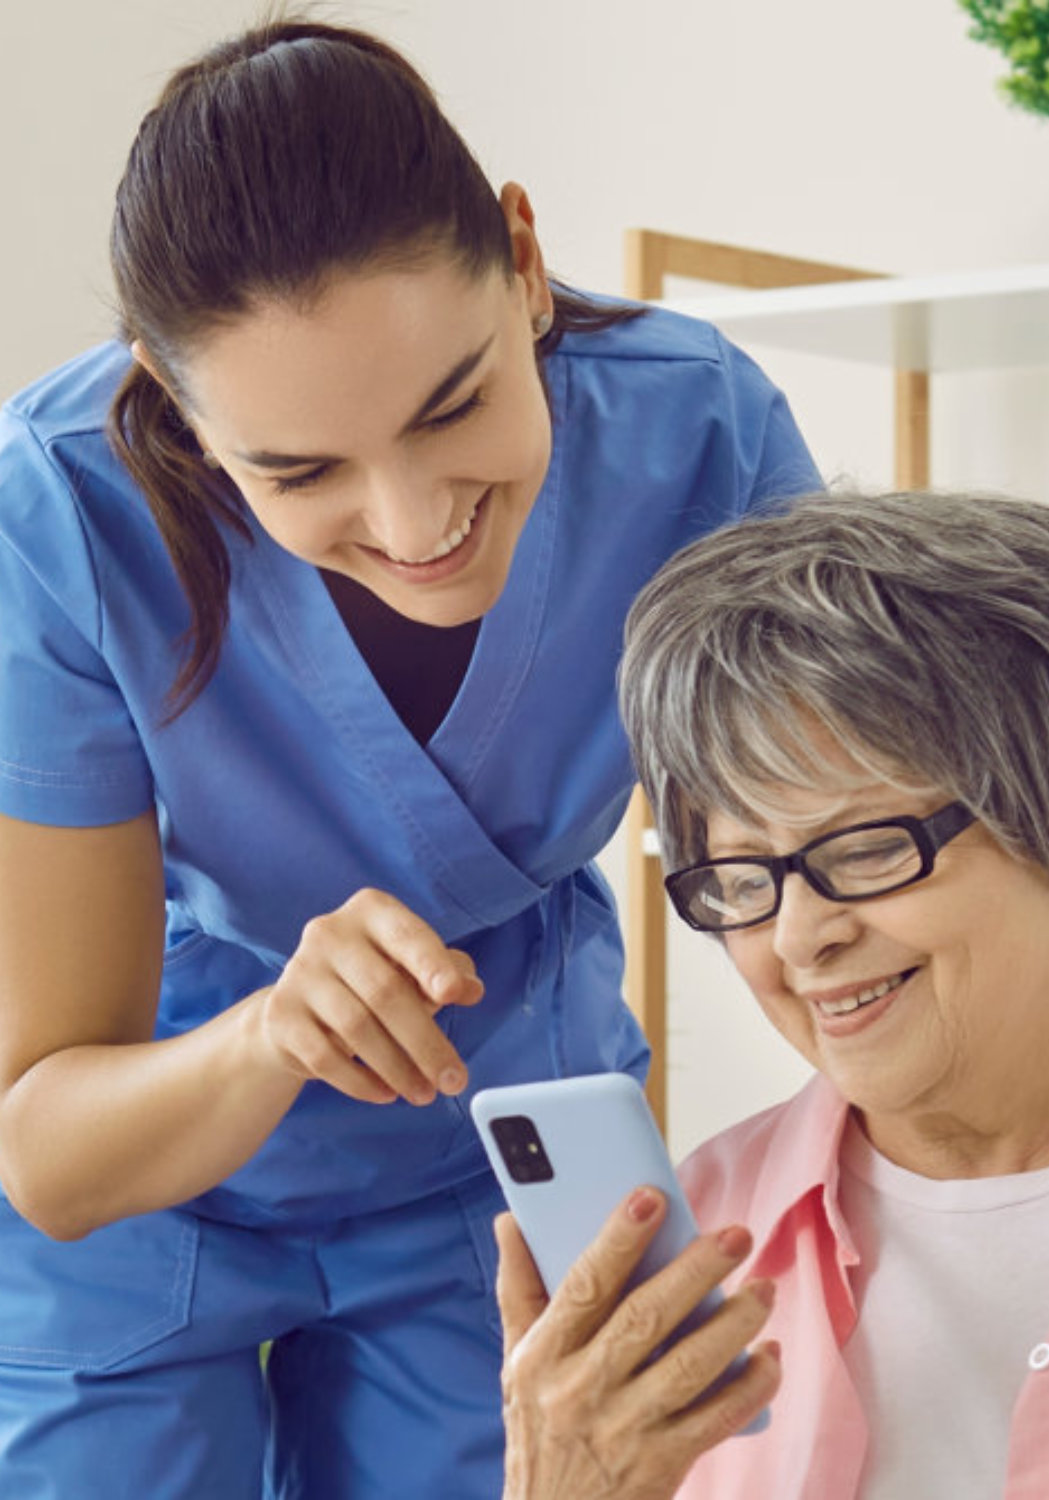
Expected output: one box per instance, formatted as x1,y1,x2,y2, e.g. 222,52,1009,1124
0,306,820,1229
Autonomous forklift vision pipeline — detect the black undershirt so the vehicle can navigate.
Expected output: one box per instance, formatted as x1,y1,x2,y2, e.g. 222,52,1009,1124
322,570,481,747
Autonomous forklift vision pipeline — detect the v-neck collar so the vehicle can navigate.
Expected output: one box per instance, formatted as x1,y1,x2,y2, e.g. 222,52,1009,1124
234,358,567,930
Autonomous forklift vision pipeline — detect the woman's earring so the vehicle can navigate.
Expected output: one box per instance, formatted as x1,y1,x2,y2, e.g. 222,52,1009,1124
532,311,553,340
202,450,221,469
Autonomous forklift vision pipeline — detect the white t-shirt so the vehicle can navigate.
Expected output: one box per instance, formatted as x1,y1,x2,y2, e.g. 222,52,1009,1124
838,1117,1049,1500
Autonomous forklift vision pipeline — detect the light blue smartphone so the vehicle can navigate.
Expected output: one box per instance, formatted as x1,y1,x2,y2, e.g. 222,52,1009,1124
471,1072,768,1434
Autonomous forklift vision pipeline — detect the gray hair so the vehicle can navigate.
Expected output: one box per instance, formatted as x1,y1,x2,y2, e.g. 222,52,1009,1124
619,489,1049,872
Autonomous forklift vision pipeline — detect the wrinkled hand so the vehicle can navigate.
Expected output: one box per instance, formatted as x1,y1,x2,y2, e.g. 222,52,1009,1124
497,1189,780,1500
259,888,483,1105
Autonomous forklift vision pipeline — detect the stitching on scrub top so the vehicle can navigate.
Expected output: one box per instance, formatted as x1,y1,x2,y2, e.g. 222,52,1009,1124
7,413,107,651
456,359,566,795
0,756,142,789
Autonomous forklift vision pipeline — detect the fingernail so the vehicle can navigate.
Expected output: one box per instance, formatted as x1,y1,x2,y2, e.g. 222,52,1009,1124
438,1067,466,1095
626,1187,661,1223
716,1224,752,1258
765,1339,782,1362
748,1277,776,1310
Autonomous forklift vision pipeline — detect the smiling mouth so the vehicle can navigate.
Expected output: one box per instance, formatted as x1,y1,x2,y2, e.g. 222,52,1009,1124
378,494,485,566
813,968,918,1017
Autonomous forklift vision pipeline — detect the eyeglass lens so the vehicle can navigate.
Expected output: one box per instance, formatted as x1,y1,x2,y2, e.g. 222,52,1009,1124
678,823,925,930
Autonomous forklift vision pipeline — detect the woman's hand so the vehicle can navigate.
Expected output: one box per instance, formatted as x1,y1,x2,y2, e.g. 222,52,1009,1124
258,887,483,1105
496,1189,781,1500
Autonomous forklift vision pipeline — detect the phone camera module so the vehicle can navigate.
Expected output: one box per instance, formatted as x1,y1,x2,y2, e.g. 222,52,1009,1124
490,1115,555,1183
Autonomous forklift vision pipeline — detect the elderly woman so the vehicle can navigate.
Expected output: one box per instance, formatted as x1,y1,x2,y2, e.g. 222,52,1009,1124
496,489,1049,1500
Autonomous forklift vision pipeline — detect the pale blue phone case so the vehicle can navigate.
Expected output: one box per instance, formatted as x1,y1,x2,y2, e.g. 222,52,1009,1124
471,1072,768,1435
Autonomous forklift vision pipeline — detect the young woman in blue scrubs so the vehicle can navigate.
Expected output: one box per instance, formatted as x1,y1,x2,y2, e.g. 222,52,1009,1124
0,17,819,1499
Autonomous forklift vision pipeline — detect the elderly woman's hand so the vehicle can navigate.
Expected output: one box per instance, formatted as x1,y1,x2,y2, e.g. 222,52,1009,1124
496,1188,780,1500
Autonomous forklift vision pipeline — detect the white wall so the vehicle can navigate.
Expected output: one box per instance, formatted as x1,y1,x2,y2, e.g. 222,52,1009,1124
5,0,1049,1157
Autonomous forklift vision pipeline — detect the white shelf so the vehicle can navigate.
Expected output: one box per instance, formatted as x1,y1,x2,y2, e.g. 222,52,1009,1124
660,263,1049,374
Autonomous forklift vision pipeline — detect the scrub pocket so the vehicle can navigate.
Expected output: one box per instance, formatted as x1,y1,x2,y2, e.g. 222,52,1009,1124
0,1199,199,1372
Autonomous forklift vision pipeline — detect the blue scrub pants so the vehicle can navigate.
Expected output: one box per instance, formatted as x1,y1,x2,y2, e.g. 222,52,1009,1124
0,1173,506,1498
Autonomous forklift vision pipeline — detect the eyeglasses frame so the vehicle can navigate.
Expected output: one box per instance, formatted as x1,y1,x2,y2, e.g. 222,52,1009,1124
665,800,977,933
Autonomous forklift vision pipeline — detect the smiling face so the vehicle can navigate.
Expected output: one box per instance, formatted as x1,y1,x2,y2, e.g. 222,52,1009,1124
707,748,1049,1173
164,246,553,628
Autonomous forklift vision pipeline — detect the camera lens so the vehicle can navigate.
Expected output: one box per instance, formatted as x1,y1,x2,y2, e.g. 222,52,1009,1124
490,1115,554,1183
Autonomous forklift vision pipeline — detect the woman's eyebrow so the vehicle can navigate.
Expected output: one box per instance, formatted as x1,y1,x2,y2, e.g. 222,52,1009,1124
236,447,342,470
233,335,496,471
399,334,494,432
707,837,771,860
707,801,905,859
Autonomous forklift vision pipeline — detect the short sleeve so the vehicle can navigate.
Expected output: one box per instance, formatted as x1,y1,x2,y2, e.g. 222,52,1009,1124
0,410,154,826
715,330,823,514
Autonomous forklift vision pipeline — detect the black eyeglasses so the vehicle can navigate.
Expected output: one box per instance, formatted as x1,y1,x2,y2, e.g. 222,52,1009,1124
665,801,976,933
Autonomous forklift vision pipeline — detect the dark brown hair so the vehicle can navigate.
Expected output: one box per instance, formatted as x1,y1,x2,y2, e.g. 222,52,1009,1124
107,16,642,716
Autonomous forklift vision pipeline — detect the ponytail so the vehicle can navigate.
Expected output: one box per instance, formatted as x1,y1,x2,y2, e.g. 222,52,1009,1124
107,363,251,720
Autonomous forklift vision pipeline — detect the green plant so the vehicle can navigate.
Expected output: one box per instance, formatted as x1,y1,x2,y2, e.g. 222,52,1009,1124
958,0,1049,116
